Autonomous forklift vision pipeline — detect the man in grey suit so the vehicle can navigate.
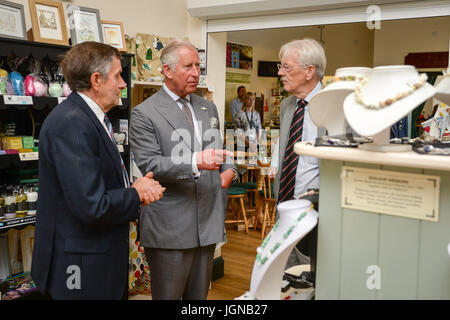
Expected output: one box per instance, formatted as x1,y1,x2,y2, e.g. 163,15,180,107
270,39,326,284
130,39,238,300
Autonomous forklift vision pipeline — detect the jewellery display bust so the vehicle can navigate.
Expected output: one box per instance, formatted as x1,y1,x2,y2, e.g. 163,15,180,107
239,199,318,300
309,67,372,136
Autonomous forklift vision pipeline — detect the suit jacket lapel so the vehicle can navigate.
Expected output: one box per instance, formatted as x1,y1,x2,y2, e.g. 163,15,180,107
68,92,125,187
154,89,196,152
190,95,213,150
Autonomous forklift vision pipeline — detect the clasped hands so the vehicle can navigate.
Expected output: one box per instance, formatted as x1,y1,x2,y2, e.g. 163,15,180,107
196,149,235,189
132,172,166,206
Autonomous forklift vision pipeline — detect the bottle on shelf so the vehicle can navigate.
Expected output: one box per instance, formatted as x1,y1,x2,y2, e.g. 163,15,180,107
15,188,27,217
26,187,37,216
4,188,16,219
0,193,5,221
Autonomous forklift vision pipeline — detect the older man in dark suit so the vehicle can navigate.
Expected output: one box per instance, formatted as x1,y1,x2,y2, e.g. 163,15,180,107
130,39,237,300
31,42,165,300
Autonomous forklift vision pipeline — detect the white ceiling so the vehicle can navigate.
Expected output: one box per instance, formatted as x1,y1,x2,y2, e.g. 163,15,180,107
227,25,316,49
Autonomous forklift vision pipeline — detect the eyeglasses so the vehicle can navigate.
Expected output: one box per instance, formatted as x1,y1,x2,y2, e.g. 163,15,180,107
277,63,310,71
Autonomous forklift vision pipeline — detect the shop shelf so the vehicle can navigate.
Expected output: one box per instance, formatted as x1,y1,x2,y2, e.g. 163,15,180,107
0,215,36,233
0,152,38,169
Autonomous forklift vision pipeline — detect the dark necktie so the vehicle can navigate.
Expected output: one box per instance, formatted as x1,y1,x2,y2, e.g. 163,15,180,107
278,99,307,202
104,114,130,187
178,98,194,129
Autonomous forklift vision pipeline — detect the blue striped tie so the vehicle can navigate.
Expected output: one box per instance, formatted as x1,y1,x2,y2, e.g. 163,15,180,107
104,114,130,188
278,99,306,202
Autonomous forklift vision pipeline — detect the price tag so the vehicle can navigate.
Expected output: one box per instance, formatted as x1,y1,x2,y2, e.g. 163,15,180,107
3,95,33,105
19,152,39,161
57,97,67,104
117,145,124,153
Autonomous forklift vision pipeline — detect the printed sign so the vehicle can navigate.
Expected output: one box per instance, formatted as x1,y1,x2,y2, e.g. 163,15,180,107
341,166,439,222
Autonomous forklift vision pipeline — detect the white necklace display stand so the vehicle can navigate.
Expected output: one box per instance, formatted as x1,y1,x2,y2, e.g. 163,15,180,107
238,199,318,300
344,65,436,152
309,67,371,136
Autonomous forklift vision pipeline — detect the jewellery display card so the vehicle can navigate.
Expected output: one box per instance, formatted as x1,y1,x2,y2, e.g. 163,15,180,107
341,166,440,222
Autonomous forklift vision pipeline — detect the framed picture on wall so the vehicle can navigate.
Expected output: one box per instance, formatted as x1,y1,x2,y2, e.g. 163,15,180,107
28,0,68,45
67,5,103,45
0,0,27,40
101,20,126,51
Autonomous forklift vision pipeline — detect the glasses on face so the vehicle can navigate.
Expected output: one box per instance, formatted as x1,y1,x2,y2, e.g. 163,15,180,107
277,63,310,72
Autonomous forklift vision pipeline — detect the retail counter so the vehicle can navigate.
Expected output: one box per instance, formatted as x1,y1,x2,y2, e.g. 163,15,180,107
294,141,450,299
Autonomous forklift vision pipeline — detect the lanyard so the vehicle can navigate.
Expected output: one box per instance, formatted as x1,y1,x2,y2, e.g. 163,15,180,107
244,110,254,128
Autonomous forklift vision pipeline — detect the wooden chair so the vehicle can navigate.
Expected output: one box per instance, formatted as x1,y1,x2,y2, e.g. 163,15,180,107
225,186,249,234
255,160,277,239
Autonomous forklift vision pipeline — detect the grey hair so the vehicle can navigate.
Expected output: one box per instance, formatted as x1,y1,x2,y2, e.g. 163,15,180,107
160,39,197,72
279,38,326,80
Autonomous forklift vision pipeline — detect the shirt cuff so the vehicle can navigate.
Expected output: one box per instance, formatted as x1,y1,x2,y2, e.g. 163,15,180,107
230,168,239,184
192,152,201,177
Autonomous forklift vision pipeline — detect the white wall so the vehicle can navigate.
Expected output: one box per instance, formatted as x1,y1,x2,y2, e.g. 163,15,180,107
207,32,227,131
373,16,450,66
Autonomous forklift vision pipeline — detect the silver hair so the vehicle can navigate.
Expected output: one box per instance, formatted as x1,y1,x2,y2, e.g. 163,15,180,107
279,38,326,80
160,39,197,72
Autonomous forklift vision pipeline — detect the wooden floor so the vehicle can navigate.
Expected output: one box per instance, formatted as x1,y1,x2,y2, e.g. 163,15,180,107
207,226,263,300
129,226,263,301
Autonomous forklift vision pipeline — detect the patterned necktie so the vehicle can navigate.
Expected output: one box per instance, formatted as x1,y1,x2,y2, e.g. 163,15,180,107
104,114,130,187
278,99,307,202
178,98,194,129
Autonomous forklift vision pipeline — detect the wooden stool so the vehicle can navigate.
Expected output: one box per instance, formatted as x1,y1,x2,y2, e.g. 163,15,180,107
255,160,277,239
226,186,249,234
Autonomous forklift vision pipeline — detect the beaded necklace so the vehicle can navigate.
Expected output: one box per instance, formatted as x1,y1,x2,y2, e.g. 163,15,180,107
323,75,365,88
255,205,313,266
354,73,428,109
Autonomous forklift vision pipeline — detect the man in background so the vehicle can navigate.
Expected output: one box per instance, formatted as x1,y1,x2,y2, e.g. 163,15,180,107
229,85,246,123
31,41,165,300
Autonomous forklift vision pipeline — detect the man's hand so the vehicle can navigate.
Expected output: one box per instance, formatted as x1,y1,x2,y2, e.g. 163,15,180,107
196,149,234,171
220,169,236,189
131,171,166,206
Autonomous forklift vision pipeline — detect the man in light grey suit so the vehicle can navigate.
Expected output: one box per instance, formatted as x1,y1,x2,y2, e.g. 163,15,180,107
270,39,326,284
129,39,238,300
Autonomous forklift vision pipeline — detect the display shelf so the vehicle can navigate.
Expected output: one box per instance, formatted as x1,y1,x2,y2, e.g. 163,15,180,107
0,216,36,233
0,153,38,169
0,95,129,110
294,141,450,172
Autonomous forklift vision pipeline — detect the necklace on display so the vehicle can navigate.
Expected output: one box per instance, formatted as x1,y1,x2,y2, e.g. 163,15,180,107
255,205,314,266
354,73,428,109
323,75,365,88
